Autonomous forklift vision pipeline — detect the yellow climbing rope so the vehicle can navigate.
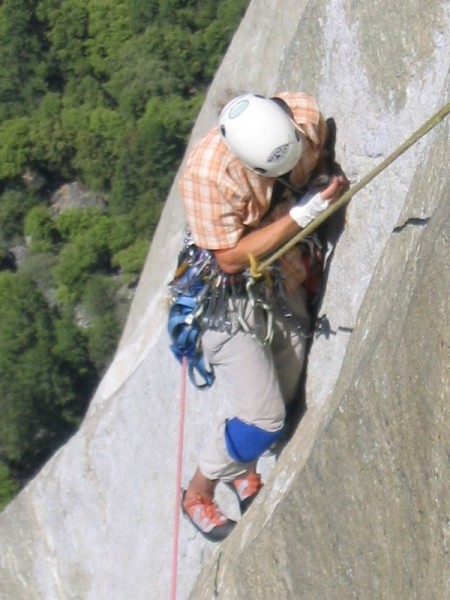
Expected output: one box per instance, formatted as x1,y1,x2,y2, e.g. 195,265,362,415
250,100,450,277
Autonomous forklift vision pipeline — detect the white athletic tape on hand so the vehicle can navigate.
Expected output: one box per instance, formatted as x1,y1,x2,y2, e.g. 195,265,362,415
289,190,328,228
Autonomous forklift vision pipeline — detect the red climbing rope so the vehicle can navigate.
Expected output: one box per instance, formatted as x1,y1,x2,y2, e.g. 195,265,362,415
170,356,188,600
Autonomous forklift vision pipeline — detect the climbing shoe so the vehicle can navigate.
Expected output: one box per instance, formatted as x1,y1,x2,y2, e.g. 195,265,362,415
181,491,236,542
228,472,263,514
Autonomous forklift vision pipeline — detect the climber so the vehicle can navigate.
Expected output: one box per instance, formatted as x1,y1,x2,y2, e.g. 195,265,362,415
176,92,346,541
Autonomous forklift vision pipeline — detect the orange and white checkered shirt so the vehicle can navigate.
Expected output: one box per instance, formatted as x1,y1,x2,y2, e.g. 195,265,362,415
179,92,327,294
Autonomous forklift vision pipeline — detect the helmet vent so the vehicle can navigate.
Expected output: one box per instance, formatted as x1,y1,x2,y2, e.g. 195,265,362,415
229,100,249,119
220,125,226,137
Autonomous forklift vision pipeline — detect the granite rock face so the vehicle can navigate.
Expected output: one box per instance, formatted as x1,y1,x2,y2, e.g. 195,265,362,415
0,1,449,599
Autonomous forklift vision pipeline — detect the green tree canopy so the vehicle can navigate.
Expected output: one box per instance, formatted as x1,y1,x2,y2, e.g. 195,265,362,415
0,273,91,475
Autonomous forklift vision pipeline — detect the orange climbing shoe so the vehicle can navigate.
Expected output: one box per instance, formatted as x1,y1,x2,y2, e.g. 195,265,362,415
229,472,263,514
181,491,236,542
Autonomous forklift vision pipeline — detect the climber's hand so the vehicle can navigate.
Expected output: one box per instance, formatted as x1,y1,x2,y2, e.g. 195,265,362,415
320,174,347,203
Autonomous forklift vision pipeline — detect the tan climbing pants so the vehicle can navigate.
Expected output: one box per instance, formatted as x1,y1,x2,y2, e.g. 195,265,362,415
199,285,311,481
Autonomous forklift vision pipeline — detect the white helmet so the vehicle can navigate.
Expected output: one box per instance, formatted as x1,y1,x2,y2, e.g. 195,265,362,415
218,94,303,177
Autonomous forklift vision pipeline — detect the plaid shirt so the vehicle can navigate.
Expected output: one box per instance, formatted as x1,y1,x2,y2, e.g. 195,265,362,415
179,92,328,294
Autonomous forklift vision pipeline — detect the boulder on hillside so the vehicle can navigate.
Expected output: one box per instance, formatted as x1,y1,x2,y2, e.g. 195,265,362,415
51,182,107,215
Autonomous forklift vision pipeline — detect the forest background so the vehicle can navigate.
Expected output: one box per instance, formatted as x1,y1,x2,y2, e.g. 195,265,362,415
0,0,248,508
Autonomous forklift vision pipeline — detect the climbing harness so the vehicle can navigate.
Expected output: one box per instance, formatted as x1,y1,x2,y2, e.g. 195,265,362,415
167,233,282,388
167,232,313,388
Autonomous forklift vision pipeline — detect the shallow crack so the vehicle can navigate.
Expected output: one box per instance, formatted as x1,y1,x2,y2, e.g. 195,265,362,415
213,552,222,598
392,216,430,233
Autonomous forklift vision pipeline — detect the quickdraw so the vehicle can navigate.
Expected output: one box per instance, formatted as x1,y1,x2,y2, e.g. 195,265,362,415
244,273,275,346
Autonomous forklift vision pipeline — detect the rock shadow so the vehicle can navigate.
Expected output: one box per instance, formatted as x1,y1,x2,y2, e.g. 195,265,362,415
273,117,349,458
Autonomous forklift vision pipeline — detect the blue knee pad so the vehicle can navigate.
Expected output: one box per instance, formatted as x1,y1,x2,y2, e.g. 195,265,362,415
224,417,283,463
